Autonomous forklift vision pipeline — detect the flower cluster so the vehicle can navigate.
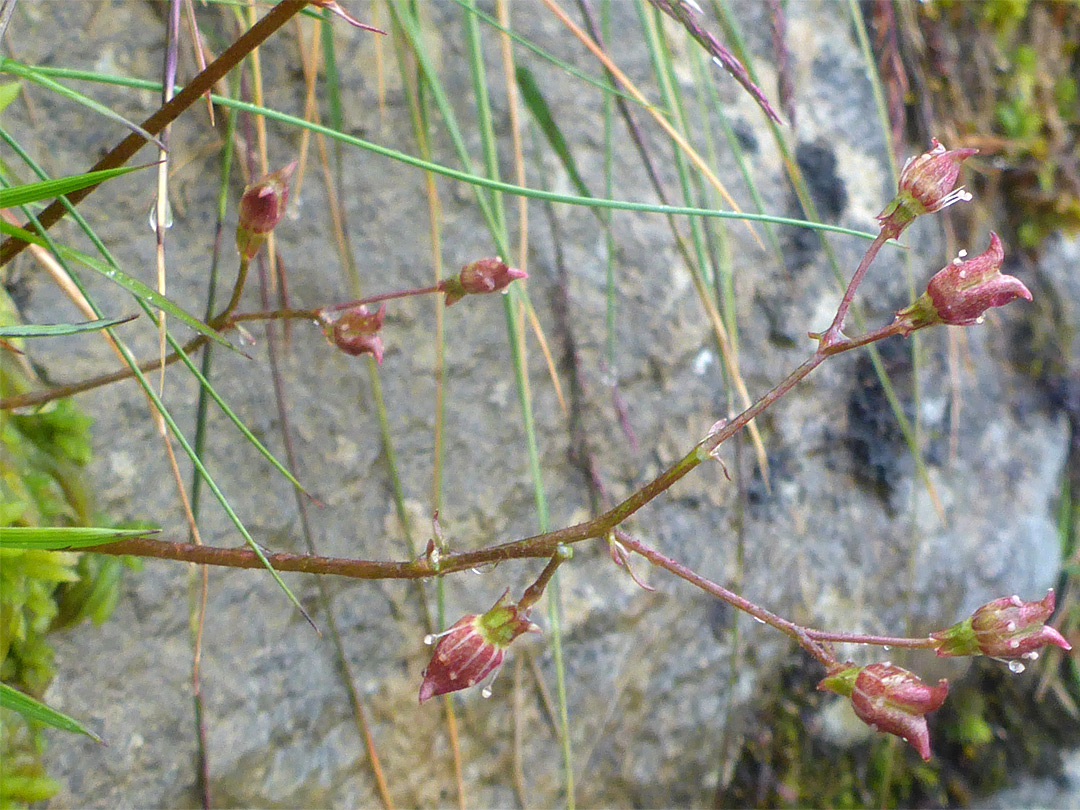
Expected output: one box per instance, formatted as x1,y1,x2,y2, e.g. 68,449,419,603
814,590,1070,759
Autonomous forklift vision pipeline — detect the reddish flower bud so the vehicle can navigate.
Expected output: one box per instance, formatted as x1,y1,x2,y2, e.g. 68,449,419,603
819,663,948,761
419,589,539,704
932,590,1072,661
440,258,528,306
236,161,297,259
895,232,1032,333
876,139,977,238
322,303,386,363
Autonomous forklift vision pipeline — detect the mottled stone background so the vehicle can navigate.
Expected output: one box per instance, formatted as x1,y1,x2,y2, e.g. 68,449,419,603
3,1,1075,806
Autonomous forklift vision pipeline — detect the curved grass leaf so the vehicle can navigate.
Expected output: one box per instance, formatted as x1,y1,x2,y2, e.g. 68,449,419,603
0,80,18,113
0,526,159,550
2,132,312,625
16,64,887,242
0,314,136,338
516,65,591,201
0,59,165,150
0,165,152,209
0,220,234,351
0,683,103,742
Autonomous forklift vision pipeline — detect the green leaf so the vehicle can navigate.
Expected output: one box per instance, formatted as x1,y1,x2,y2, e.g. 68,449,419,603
0,682,102,742
0,165,152,209
0,221,235,351
0,314,136,338
516,65,592,201
0,526,159,550
0,80,19,113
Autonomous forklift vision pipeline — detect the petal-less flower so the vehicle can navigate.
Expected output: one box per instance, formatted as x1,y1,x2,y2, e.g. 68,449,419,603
323,303,386,363
876,139,978,239
419,589,539,703
440,258,528,306
819,662,948,761
932,589,1072,661
895,232,1032,334
236,161,296,260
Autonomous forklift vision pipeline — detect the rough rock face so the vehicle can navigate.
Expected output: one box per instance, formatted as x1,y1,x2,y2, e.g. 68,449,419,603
4,1,1070,807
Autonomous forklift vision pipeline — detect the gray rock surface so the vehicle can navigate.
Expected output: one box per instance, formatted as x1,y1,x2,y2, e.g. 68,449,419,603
3,1,1072,807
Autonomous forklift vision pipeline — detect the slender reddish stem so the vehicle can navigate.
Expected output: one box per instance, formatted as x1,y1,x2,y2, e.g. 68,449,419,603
817,231,890,349
804,629,939,650
613,530,833,665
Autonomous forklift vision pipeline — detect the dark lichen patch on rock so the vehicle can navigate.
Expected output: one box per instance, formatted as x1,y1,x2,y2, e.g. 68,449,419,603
837,339,914,510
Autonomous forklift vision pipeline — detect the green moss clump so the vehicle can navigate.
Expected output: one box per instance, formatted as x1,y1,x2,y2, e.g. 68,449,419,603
0,291,126,808
909,2,1080,249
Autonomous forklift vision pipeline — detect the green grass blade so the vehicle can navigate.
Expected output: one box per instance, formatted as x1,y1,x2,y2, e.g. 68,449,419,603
164,318,310,495
0,683,102,742
0,220,234,351
0,80,19,112
0,165,152,208
711,0,943,521
0,314,136,338
13,65,886,241
386,0,500,242
0,526,159,549
1,145,310,625
0,58,165,149
458,6,569,801
515,65,592,201
447,0,643,109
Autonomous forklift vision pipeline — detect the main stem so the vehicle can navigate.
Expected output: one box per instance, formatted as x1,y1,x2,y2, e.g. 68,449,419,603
83,329,887,574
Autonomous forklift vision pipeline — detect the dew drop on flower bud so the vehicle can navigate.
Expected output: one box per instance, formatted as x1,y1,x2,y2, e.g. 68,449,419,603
423,634,437,645
1022,651,1040,661
481,686,493,698
882,645,891,651
1008,660,1025,674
